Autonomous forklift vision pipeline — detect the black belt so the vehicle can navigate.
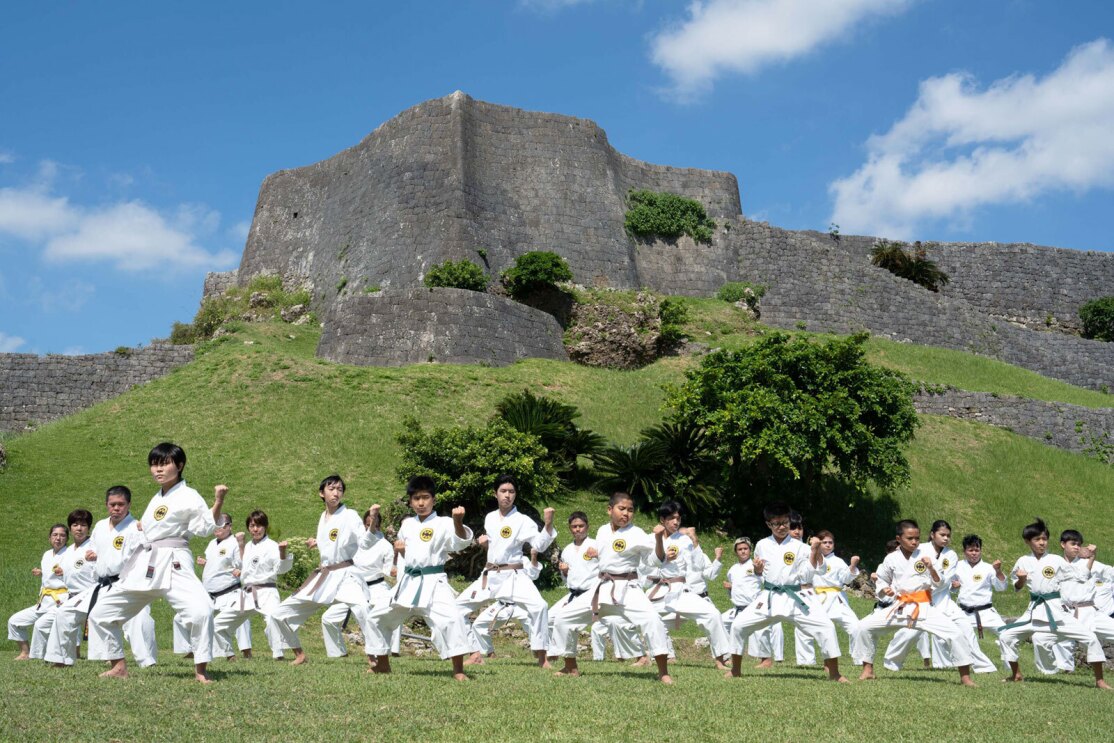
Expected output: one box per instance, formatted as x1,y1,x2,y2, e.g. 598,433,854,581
209,582,242,600
87,574,122,615
568,587,587,599
366,577,385,586
698,591,709,599
734,604,749,612
97,574,120,588
959,602,992,614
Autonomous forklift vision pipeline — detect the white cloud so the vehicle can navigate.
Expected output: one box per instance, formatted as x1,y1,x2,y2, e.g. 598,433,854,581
24,277,95,313
829,39,1114,239
229,220,251,242
0,162,238,273
0,150,13,164
651,0,913,100
0,331,26,352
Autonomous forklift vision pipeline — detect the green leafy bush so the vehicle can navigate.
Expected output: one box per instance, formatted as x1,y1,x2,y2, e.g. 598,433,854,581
1079,296,1114,342
424,259,488,292
168,275,312,344
871,240,950,292
277,537,319,593
495,389,603,481
658,297,689,348
716,282,766,308
624,190,716,244
501,251,573,298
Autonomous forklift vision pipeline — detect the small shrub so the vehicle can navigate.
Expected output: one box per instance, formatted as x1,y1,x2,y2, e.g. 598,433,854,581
113,346,133,357
424,259,488,292
1079,296,1114,342
501,251,573,298
624,190,715,244
871,240,949,292
277,538,318,593
336,277,348,294
169,322,198,345
716,281,766,308
364,285,381,294
658,297,689,348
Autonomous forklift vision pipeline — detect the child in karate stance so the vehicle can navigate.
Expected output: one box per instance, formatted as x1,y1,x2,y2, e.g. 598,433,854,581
9,524,70,660
320,508,399,666
458,475,556,667
212,510,292,661
547,512,599,660
852,520,975,686
269,475,378,666
727,503,847,682
44,486,156,669
951,534,1007,672
550,491,674,684
364,475,475,681
175,514,251,660
794,530,861,667
722,538,772,660
997,519,1110,688
88,442,227,683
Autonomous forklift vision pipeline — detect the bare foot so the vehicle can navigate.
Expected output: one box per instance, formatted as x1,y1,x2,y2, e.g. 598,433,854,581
1002,674,1023,683
184,652,194,659
241,650,252,659
195,672,213,684
538,659,552,669
831,675,850,683
961,677,976,687
755,658,773,669
858,670,875,681
291,649,307,666
100,667,129,679
1096,679,1112,690
715,658,729,671
13,653,31,661
659,674,674,685
554,669,581,677
724,669,740,679
463,651,485,666
630,656,651,667
225,655,236,663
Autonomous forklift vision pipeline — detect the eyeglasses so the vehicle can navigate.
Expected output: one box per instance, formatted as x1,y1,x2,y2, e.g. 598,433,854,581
766,520,790,528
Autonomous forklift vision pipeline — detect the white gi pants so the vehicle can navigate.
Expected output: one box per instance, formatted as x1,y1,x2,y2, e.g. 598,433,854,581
795,591,860,666
551,578,670,659
852,601,973,667
884,598,995,673
7,600,62,659
213,588,287,659
365,580,472,660
722,606,773,658
651,588,732,660
589,615,645,660
44,587,156,667
731,590,842,660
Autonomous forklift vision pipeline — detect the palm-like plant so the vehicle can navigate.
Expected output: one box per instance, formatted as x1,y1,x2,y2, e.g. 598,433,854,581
496,389,603,480
591,440,668,506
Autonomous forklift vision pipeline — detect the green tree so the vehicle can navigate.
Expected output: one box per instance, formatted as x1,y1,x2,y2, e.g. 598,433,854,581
501,251,573,298
423,259,488,292
665,332,918,523
1079,296,1114,342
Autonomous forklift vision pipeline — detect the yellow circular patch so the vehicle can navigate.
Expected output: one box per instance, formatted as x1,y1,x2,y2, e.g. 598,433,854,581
782,551,795,566
824,563,831,573
153,505,169,521
219,548,227,557
666,546,679,560
419,528,434,542
328,528,339,542
973,573,983,582
113,536,125,550
583,552,593,560
913,560,927,574
1042,566,1055,579
499,526,512,539
612,539,627,553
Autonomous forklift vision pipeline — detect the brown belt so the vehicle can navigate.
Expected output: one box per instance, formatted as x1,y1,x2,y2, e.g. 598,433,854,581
591,572,639,619
480,562,521,591
1072,600,1095,619
298,560,354,596
646,576,686,602
240,581,278,611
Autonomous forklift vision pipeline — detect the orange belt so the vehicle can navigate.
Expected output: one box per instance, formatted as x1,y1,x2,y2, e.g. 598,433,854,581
888,590,932,627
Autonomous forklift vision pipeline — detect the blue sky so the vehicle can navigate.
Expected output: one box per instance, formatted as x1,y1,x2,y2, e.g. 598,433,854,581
2,0,1113,354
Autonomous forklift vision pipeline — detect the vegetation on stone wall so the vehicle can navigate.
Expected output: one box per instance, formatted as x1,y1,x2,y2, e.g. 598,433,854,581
501,251,573,298
423,259,488,292
1079,296,1114,342
871,240,950,292
624,189,716,244
563,289,688,368
169,275,311,344
716,281,766,311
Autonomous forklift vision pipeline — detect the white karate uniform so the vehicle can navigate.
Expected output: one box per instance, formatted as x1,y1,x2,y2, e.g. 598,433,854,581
730,535,842,661
551,523,670,659
364,512,475,659
8,546,70,659
1032,557,1114,672
644,531,731,660
457,507,556,654
88,480,219,664
44,515,157,667
1094,564,1114,617
722,560,772,658
795,552,861,666
997,552,1108,667
470,555,548,649
213,536,293,659
175,535,251,656
947,559,1008,672
320,536,399,656
852,545,974,668
269,504,377,652
548,538,600,656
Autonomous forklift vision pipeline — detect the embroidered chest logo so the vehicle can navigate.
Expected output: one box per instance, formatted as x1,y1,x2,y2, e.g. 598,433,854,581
219,549,227,556
782,552,795,566
666,546,679,560
583,551,594,561
746,568,754,575
973,574,983,582
612,539,627,553
499,526,512,539
942,558,951,570
824,563,831,573
1042,566,1056,579
419,528,434,543
113,536,125,550
52,564,61,573
74,559,85,569
328,529,339,542
153,506,169,521
913,560,927,574
252,557,260,565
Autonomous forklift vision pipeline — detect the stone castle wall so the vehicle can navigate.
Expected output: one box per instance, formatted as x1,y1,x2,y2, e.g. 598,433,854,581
0,345,194,434
317,288,568,367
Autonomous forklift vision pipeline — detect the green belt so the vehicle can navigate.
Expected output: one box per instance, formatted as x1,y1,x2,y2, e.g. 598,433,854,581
762,581,809,615
402,565,446,606
1002,591,1060,632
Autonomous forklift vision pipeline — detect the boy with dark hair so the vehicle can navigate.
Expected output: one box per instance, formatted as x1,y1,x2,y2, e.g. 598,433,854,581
175,513,252,660
364,475,475,680
852,520,976,686
727,503,847,682
550,491,674,684
8,524,69,660
949,534,1008,672
269,474,379,666
89,442,227,683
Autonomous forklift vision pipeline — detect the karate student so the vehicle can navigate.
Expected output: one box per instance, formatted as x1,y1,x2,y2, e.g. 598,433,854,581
547,512,599,660
269,475,378,666
174,514,252,660
950,534,1007,672
852,519,976,686
550,491,674,684
722,537,772,660
997,519,1110,688
320,508,399,666
364,475,475,681
726,503,847,682
50,510,98,653
212,510,292,661
471,548,545,653
458,475,556,667
44,486,156,668
9,523,70,660
794,530,861,667
644,501,731,667
88,442,227,683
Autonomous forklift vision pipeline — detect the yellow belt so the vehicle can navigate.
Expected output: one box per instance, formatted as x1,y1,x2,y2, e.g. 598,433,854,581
814,586,841,595
38,587,68,606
